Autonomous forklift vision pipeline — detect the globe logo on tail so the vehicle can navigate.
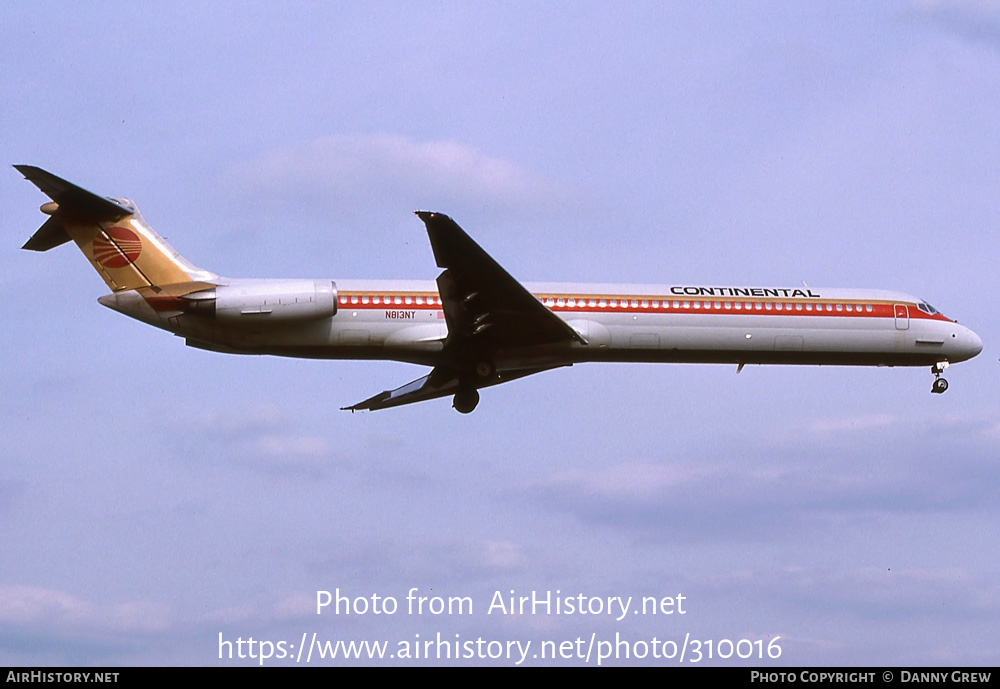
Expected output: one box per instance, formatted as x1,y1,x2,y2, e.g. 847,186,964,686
93,227,142,269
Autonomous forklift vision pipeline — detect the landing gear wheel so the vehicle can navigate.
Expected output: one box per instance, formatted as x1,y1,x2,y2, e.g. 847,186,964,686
453,388,480,414
930,362,950,394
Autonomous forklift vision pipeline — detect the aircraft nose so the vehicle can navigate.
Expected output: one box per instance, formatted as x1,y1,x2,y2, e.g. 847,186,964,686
968,329,983,358
954,326,983,361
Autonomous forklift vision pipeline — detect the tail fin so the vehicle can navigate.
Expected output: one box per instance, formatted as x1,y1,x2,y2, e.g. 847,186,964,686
17,166,215,292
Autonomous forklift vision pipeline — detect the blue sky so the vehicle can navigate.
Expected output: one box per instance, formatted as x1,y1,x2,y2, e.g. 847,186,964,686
1,1,998,666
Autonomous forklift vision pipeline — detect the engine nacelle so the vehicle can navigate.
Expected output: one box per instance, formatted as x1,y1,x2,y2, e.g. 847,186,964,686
183,280,337,324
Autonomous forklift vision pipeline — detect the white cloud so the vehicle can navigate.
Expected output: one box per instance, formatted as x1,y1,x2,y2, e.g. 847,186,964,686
765,565,997,620
914,0,1000,16
232,133,574,217
479,540,526,570
912,0,1000,51
195,402,288,436
0,585,171,636
804,413,900,435
169,403,341,476
238,434,331,461
201,593,315,626
533,462,704,501
525,422,1000,542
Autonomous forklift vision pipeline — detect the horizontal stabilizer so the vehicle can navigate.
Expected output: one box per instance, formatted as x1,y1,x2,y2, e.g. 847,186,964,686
15,165,134,224
22,216,72,252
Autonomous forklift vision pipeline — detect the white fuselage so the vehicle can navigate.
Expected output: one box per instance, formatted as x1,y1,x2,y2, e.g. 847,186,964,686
101,277,983,371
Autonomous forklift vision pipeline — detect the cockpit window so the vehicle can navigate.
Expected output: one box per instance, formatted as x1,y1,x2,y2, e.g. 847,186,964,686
916,301,939,315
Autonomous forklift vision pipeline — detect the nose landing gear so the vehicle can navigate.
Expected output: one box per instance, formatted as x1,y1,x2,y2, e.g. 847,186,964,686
931,362,949,394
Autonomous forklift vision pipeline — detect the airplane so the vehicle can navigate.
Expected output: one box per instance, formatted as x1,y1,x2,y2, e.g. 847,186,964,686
16,165,983,413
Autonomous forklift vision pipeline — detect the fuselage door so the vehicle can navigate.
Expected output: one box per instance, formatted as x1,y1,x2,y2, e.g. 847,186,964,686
894,304,909,330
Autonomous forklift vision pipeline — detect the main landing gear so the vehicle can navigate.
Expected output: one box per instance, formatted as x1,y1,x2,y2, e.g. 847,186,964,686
931,362,949,394
451,360,494,413
453,388,480,414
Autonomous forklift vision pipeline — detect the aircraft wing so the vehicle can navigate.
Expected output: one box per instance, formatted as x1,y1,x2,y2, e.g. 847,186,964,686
342,367,461,411
342,365,563,412
418,211,587,349
343,213,581,411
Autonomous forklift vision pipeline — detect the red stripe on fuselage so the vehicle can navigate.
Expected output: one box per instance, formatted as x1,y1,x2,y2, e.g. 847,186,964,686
334,292,953,322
